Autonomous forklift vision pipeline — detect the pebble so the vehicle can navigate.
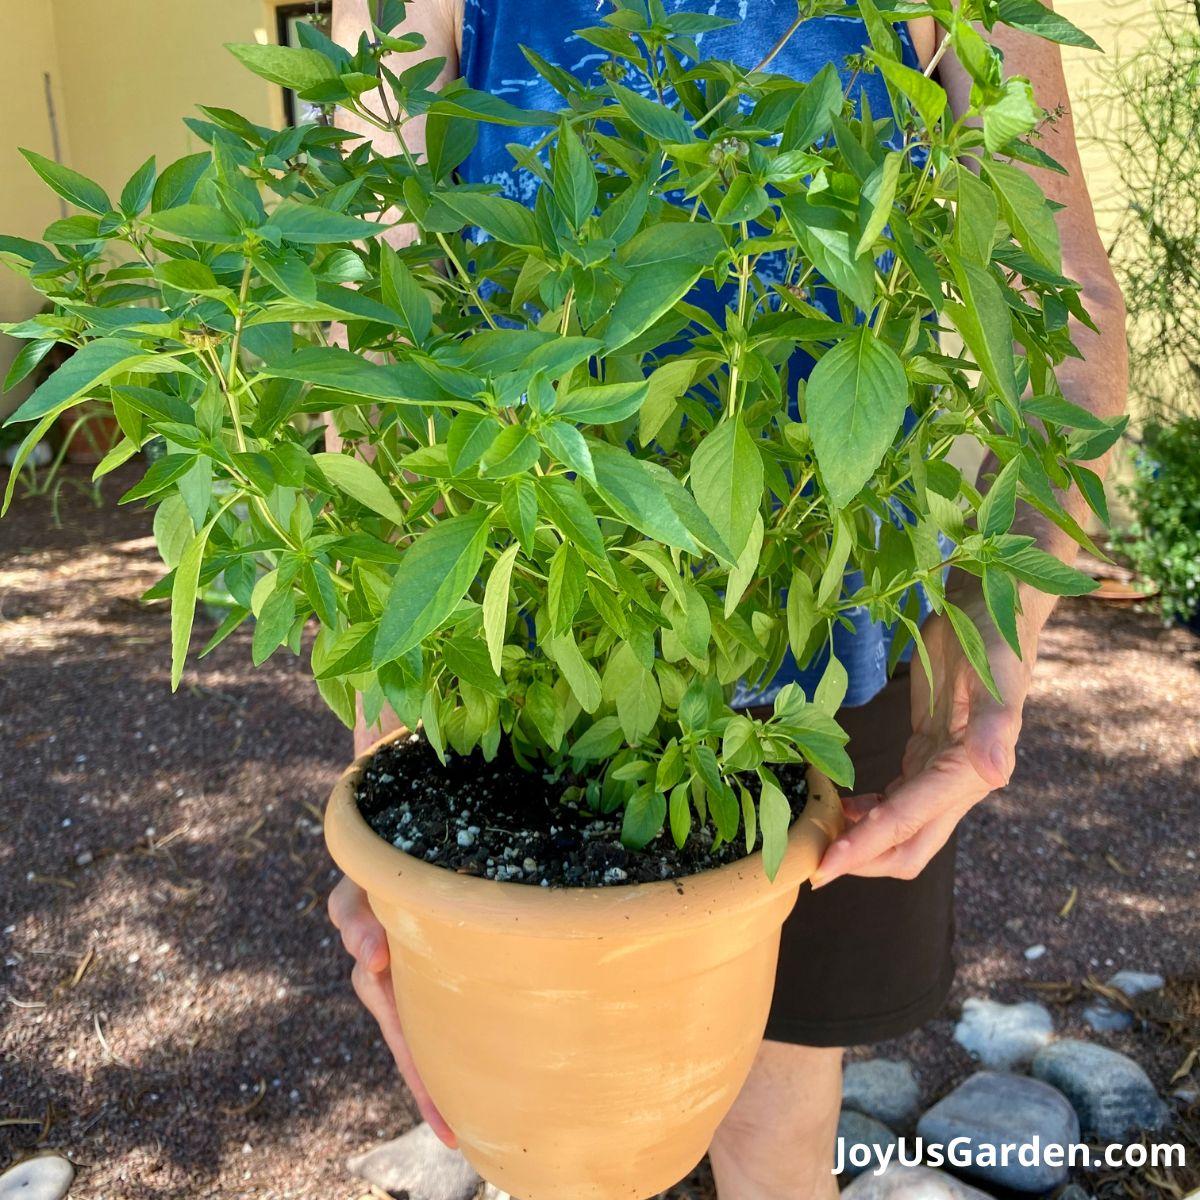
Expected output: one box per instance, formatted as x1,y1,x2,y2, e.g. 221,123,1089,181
75,851,94,867
953,998,1054,1070
843,1059,922,1127
1031,1040,1170,1140
0,1154,75,1200
1083,969,1163,1030
455,830,475,848
916,1071,1079,1192
1082,1002,1133,1034
347,1122,480,1200
840,1163,995,1199
522,857,538,873
603,867,628,884
837,1109,899,1179
1107,969,1165,997
1023,944,1046,961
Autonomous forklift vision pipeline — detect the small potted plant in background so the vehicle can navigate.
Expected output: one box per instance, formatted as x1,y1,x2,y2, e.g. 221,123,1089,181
1,0,1122,1195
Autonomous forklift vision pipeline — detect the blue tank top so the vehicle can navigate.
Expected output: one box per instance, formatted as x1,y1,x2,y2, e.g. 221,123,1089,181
458,0,932,709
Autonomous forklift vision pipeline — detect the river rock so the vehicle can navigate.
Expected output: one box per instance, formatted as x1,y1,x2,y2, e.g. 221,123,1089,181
0,1155,75,1200
1107,970,1165,997
1031,1040,1170,1140
916,1071,1079,1192
844,1059,922,1127
953,998,1054,1070
837,1109,900,1179
840,1163,995,1199
347,1123,481,1200
1082,1002,1133,1034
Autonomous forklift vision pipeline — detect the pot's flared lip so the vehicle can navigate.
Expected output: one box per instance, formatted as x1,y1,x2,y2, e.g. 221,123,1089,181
324,728,844,937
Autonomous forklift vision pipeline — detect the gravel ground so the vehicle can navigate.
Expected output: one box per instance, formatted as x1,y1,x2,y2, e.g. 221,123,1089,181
1,467,1197,1200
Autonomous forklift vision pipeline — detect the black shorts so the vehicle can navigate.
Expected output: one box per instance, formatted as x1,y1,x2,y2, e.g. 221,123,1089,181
761,666,957,1047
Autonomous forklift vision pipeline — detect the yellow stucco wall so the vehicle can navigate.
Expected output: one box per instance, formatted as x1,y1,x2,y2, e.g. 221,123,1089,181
0,1,287,416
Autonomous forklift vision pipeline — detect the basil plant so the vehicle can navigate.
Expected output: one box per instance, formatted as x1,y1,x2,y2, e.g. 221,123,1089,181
1,0,1121,876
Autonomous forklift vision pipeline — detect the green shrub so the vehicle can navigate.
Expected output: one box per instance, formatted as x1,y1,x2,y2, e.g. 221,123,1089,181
1123,418,1200,622
0,0,1120,875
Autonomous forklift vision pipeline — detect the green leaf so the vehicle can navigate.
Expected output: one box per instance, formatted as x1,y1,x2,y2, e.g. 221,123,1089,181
982,567,1023,658
155,258,222,293
982,77,1041,153
524,679,565,749
540,421,596,483
1020,393,1109,431
440,191,540,248
479,425,540,477
781,63,843,150
670,782,691,849
482,542,519,675
590,441,731,561
3,339,56,392
998,543,1099,596
945,254,1019,409
19,148,110,214
145,204,241,244
714,176,770,226
977,456,1020,537
759,777,791,882
944,600,1003,703
5,338,141,426
552,121,598,229
171,524,209,689
780,196,874,312
374,512,491,665
381,249,433,345
427,88,555,128
119,155,157,217
813,653,849,715
252,584,297,666
609,81,694,143
690,416,762,559
555,380,648,424
602,260,702,351
152,152,211,211
955,168,999,265
997,0,1100,49
868,54,949,133
786,568,818,659
620,221,724,268
855,151,903,257
261,346,448,403
313,452,406,524
265,201,386,243
621,788,666,850
980,159,1061,271
225,42,338,91
537,476,607,565
548,631,602,713
725,513,764,617
806,327,909,508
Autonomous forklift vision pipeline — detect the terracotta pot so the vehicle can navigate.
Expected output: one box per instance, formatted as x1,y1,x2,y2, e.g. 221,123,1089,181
325,730,844,1200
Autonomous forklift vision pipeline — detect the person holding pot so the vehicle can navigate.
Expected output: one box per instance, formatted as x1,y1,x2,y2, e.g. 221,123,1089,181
327,1,1127,1195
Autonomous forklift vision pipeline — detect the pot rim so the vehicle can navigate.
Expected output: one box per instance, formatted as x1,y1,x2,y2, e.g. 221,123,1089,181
324,727,844,937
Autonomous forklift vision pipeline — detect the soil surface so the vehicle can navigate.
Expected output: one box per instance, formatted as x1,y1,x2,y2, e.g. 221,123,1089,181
357,733,808,887
1,466,1198,1199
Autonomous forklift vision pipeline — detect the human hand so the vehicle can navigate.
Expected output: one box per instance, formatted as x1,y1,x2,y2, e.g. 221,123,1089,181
811,588,1035,887
328,875,456,1147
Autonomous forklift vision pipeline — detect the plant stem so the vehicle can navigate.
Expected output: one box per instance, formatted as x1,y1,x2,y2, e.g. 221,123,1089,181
692,10,810,132
435,232,500,330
